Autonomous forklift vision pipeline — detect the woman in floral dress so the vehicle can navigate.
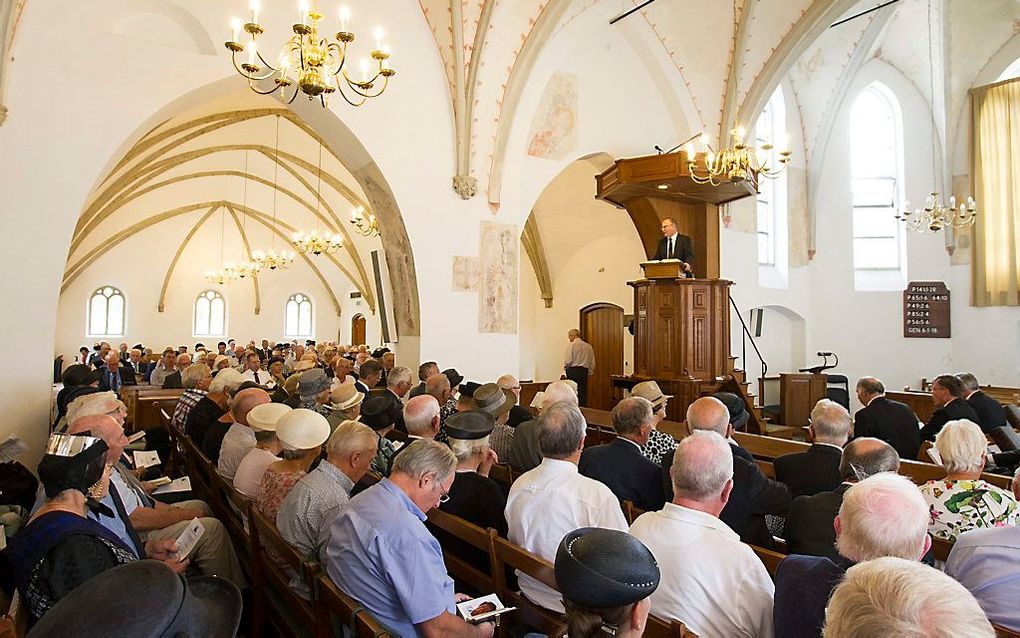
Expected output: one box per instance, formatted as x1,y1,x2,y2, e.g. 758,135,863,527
919,419,1017,541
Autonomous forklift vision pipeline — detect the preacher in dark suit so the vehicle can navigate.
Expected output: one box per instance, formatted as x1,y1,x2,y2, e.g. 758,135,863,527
958,373,1007,433
775,399,850,498
919,374,980,442
652,217,695,277
579,396,667,513
853,376,921,459
783,438,901,562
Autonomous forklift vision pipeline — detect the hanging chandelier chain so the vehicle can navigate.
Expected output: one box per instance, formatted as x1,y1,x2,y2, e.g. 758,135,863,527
895,0,977,233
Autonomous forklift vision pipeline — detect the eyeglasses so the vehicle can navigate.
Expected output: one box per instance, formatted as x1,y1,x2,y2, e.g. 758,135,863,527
437,483,451,504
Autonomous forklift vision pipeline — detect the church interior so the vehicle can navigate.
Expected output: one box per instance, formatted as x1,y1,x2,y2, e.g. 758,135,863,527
2,0,1020,635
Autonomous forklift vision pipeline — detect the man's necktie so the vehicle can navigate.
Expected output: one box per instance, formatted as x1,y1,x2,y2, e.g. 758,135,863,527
669,237,674,258
254,371,260,384
107,482,146,558
110,371,119,393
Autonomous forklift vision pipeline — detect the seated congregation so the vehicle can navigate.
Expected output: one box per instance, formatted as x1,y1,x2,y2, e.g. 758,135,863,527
2,342,1018,638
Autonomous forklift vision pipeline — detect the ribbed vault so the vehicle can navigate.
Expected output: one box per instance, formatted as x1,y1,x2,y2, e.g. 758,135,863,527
64,108,383,318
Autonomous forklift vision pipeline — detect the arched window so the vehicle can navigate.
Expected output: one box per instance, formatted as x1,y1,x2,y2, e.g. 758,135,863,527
755,86,787,267
194,290,226,337
998,57,1020,82
851,83,904,276
284,293,313,338
87,286,125,336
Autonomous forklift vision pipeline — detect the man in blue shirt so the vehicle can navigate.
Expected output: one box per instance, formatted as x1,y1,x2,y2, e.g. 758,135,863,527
326,439,494,638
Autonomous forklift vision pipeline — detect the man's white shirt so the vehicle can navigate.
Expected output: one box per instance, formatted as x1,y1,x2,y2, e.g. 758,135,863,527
240,368,275,388
629,502,775,638
505,458,627,612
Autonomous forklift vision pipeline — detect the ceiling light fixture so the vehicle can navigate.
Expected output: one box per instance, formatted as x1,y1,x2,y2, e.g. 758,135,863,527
225,0,396,107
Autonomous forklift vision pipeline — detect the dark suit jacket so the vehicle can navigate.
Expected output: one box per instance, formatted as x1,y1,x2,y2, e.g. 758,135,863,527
783,483,852,563
774,444,844,498
382,389,406,433
968,391,1007,433
579,438,666,513
408,382,427,399
774,555,849,638
854,396,921,459
661,444,790,548
652,233,695,266
162,371,183,389
354,380,371,396
920,398,980,442
96,367,137,393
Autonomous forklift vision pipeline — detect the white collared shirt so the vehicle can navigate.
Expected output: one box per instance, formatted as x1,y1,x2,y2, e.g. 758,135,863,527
505,458,627,612
240,368,275,388
629,502,775,638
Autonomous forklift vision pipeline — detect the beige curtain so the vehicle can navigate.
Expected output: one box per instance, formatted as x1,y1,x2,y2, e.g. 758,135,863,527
971,77,1020,306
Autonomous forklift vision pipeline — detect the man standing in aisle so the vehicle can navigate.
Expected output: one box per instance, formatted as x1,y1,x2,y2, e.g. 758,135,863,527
563,329,595,407
652,217,694,277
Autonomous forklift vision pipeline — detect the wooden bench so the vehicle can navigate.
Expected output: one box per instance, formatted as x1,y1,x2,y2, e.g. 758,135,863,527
249,504,319,638
580,407,1014,490
490,536,563,636
313,574,395,638
425,507,499,597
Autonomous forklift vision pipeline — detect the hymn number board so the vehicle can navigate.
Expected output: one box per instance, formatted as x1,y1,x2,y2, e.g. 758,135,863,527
903,281,950,338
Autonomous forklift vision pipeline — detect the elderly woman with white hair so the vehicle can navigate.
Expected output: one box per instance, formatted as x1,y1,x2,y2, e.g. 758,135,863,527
919,419,1018,541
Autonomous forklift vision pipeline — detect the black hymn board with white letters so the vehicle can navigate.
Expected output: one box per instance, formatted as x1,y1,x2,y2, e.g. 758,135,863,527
903,281,950,338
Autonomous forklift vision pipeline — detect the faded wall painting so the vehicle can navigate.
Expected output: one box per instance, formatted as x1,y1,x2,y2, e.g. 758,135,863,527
527,72,578,160
452,256,480,292
478,221,518,333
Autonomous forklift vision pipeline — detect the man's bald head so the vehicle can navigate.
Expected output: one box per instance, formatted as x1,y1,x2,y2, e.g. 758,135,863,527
541,381,578,410
686,396,731,436
231,388,271,425
840,437,900,482
404,395,441,437
68,414,126,464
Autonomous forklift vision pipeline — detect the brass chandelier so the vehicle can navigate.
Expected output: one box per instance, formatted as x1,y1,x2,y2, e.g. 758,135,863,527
684,128,791,188
225,1,396,107
895,0,977,233
350,205,379,237
292,141,344,255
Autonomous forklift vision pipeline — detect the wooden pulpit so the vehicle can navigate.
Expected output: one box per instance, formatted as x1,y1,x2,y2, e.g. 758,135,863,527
629,275,733,380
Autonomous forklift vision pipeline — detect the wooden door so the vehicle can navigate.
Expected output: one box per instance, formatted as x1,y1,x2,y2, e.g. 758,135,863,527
580,303,624,410
351,314,366,346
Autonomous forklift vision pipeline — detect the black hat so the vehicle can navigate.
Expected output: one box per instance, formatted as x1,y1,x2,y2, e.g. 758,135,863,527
460,381,481,397
37,433,109,499
371,347,391,358
61,364,100,387
27,561,242,638
445,410,496,440
713,392,749,429
268,356,286,367
360,395,396,431
443,368,464,388
555,527,660,609
194,343,206,350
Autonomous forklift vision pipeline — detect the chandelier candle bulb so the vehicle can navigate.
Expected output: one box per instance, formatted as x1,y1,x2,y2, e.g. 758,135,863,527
339,6,350,31
231,18,242,43
250,0,260,24
299,0,309,26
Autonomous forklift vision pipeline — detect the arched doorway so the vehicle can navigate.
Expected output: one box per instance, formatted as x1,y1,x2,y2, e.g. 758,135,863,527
580,302,624,410
351,314,367,346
